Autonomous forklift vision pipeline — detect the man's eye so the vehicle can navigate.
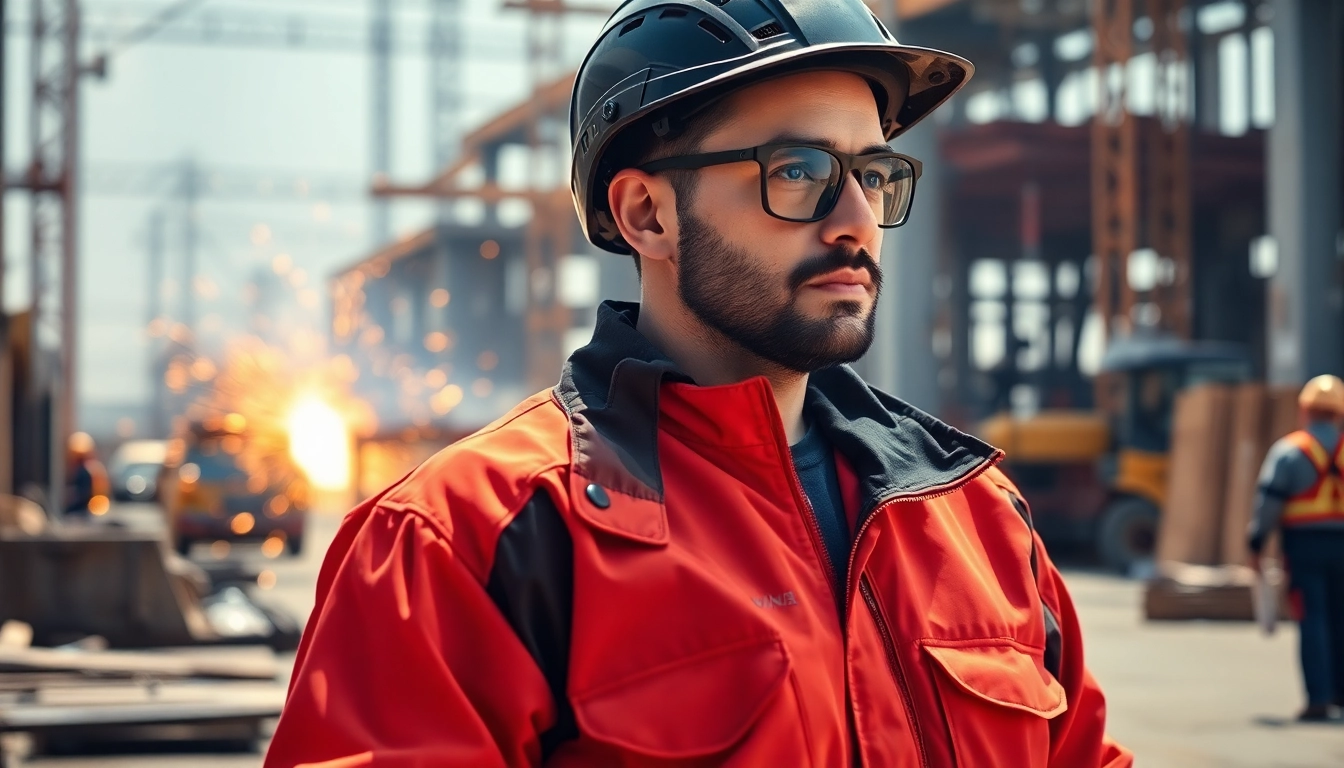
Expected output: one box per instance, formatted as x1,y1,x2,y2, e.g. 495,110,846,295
863,171,887,189
772,164,815,182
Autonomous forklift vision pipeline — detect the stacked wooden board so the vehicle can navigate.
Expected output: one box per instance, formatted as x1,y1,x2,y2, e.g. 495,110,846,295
1145,383,1302,621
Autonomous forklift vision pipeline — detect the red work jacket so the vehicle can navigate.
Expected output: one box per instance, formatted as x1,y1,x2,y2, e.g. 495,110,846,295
266,301,1132,768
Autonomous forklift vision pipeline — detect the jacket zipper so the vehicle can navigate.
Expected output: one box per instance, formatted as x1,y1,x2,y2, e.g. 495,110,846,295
859,573,929,768
844,452,1004,768
783,457,842,611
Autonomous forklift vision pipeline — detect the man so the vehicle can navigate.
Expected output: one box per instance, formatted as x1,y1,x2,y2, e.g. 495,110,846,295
1249,374,1344,722
267,2,1131,765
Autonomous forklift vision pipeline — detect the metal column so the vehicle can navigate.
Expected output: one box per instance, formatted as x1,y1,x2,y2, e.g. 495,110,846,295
1266,0,1344,383
370,0,392,244
429,0,462,223
0,0,11,494
27,0,80,514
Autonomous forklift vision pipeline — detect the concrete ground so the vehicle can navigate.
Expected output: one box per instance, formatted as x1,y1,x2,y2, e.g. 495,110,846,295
6,505,1344,767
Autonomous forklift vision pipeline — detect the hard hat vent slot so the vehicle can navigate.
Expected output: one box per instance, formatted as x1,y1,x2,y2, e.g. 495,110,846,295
750,21,784,40
698,18,731,43
870,13,894,41
619,16,645,36
659,7,688,18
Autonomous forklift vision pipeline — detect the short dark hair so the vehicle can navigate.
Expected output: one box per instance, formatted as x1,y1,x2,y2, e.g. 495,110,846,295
599,95,733,273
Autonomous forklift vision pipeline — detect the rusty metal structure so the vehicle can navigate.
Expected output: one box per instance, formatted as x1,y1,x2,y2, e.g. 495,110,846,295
22,0,83,512
1091,0,1193,343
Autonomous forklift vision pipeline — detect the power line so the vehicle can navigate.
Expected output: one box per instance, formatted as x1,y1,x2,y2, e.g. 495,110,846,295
6,4,532,55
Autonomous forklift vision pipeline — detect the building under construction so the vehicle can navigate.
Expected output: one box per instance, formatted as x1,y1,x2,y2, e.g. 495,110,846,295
338,0,1340,427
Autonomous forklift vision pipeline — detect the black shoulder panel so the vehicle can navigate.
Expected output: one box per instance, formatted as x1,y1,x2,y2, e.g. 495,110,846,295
485,489,577,758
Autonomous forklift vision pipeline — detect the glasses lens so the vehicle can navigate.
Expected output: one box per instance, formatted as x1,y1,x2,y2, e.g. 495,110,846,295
764,147,843,221
860,156,916,226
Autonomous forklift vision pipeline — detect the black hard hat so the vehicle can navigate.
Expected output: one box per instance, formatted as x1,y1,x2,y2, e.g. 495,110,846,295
570,0,974,255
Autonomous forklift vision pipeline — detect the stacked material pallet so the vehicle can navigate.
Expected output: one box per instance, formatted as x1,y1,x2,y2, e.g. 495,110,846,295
1145,383,1301,621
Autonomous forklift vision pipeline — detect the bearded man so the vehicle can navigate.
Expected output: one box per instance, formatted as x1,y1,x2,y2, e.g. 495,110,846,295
267,2,1131,765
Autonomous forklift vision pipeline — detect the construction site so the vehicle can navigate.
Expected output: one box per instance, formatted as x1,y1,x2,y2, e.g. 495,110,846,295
0,0,1342,765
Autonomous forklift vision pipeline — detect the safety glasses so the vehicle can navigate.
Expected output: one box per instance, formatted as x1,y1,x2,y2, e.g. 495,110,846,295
637,143,921,228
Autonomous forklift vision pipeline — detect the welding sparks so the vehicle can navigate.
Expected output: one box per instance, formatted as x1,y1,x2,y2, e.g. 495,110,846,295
287,397,351,490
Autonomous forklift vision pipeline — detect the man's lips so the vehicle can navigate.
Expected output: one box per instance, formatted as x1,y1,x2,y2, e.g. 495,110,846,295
804,268,872,289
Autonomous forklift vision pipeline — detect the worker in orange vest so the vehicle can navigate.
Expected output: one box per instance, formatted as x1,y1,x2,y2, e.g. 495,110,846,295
1249,374,1344,721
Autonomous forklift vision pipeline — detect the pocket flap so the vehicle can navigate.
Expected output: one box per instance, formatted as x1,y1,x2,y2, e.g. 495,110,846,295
922,641,1067,719
573,637,790,757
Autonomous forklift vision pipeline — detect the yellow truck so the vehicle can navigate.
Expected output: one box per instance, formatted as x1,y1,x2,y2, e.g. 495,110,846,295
979,337,1250,572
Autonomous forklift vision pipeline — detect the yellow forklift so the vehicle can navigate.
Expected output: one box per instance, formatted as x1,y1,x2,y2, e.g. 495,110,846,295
979,336,1251,572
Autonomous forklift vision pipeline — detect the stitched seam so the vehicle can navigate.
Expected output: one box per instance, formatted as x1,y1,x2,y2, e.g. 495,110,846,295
572,635,782,701
918,637,1047,655
378,460,569,585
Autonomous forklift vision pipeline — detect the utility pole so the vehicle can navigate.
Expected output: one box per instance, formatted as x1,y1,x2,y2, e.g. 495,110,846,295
429,0,461,224
27,0,82,516
147,210,165,437
0,0,11,495
178,158,199,338
370,0,392,244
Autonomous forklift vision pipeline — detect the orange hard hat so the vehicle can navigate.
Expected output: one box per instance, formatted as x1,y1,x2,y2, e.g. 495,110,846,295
1299,375,1344,415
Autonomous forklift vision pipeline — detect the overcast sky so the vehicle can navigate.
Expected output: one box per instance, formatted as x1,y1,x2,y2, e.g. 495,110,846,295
3,0,607,409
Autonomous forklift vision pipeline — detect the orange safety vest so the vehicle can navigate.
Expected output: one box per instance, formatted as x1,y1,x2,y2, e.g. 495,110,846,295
1281,430,1344,527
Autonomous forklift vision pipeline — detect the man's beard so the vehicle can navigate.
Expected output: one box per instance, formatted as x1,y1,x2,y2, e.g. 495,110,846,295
675,208,883,374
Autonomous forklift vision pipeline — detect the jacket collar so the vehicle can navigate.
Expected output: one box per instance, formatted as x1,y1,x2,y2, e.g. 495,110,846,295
555,300,1001,511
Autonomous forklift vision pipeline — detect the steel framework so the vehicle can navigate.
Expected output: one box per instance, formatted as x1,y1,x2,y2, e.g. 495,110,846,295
370,0,392,244
1091,0,1192,343
26,0,80,513
1090,0,1138,343
429,0,462,223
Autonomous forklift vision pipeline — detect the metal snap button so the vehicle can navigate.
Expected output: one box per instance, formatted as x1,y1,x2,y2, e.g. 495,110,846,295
585,483,610,509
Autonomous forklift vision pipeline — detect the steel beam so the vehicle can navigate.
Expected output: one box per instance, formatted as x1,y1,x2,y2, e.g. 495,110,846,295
27,0,79,515
370,0,391,245
1266,0,1344,383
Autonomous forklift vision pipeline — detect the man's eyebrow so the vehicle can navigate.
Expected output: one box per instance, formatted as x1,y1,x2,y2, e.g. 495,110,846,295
764,133,893,156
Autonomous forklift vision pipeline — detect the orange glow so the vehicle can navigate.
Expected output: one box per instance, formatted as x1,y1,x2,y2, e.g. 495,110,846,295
431,384,465,415
430,289,451,308
477,351,499,371
267,495,290,517
231,512,256,535
287,397,351,490
257,570,278,589
88,495,110,516
179,463,202,484
480,240,500,259
224,413,247,433
210,540,231,559
424,369,448,389
472,378,494,398
261,536,285,559
424,332,449,353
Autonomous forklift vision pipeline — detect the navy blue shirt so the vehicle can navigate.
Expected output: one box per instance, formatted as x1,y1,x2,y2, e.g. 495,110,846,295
791,424,851,603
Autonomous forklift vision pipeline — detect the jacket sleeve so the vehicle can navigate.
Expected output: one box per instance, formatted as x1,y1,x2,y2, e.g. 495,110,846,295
1035,539,1134,768
264,499,557,768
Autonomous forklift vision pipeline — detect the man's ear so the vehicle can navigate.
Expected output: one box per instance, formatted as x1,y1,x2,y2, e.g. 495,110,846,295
607,168,678,263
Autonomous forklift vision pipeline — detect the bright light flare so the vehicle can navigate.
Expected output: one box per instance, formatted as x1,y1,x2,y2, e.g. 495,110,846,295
287,397,351,490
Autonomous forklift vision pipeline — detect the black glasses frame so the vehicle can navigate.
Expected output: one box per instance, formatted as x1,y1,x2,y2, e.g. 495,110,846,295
636,143,923,228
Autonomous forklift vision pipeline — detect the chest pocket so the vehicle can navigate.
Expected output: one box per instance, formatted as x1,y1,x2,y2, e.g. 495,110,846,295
922,640,1067,768
570,636,812,766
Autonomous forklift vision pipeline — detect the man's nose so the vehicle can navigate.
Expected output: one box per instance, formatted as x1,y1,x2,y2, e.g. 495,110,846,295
818,171,881,247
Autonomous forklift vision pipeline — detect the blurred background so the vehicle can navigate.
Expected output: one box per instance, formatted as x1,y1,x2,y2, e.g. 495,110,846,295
0,0,1342,765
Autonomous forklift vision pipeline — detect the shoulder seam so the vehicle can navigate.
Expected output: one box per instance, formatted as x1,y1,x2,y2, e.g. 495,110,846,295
373,460,570,585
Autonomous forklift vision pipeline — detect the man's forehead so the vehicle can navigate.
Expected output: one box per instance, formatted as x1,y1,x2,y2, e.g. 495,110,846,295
703,70,886,150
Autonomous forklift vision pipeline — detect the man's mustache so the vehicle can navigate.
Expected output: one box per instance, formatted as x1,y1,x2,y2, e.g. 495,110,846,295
788,247,883,294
